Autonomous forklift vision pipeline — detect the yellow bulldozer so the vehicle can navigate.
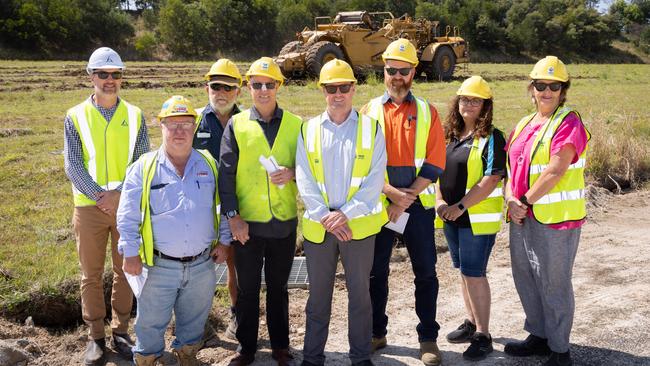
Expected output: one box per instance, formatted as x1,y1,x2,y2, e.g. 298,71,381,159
274,11,469,81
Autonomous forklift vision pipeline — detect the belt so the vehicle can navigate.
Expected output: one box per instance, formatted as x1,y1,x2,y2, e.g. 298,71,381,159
153,248,208,263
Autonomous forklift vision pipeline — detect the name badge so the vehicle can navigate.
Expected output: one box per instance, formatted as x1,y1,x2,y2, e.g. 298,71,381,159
197,132,211,138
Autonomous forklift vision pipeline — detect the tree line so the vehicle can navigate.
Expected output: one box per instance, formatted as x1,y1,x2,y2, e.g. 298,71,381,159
1,0,648,60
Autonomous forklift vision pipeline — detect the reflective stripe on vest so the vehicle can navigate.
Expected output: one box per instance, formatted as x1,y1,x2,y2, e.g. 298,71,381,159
232,109,302,222
366,96,436,208
138,149,221,266
301,113,388,243
434,134,504,234
69,99,141,206
508,107,591,225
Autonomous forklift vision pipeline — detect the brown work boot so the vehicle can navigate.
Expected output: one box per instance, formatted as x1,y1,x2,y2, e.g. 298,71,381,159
134,353,160,366
420,341,442,366
173,342,203,366
271,348,296,366
228,352,255,366
371,336,387,352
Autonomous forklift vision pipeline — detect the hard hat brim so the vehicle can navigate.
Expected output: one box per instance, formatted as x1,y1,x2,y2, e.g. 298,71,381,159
529,74,569,83
456,91,491,99
319,78,357,86
382,55,419,67
207,75,241,87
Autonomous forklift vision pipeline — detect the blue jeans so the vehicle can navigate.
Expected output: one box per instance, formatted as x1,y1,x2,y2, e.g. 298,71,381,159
133,251,217,357
370,204,440,342
443,223,496,277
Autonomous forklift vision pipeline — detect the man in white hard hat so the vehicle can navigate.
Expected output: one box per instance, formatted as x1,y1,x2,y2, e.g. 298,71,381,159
63,47,149,365
296,59,387,366
193,59,242,341
118,95,230,366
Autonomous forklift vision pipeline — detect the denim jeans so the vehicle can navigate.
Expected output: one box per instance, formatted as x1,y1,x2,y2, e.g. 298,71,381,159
370,203,440,342
443,222,496,277
133,251,217,357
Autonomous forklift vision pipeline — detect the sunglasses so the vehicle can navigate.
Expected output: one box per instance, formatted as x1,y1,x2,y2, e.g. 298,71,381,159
251,82,276,90
459,97,483,107
385,67,412,76
532,81,562,92
324,84,353,94
162,121,195,131
94,71,123,80
209,83,237,92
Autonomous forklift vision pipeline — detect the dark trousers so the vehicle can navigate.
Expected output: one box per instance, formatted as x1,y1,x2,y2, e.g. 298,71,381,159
370,204,440,342
233,231,296,355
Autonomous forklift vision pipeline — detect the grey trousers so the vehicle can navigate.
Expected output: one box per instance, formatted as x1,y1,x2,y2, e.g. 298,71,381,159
509,219,581,353
303,233,375,365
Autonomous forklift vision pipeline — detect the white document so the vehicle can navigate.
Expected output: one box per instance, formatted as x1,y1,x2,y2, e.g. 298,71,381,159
259,155,284,189
384,212,410,234
126,267,148,299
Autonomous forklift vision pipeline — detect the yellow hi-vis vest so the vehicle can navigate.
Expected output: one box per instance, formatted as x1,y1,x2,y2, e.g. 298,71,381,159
365,96,437,208
138,149,220,266
232,109,302,222
435,133,505,235
508,107,591,225
301,113,389,243
68,98,142,206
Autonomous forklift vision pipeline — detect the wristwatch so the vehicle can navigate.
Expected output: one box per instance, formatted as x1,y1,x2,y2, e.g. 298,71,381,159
457,202,466,212
519,195,533,208
225,210,239,220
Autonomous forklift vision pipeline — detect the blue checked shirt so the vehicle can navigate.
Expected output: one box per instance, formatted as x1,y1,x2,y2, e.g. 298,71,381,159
63,96,149,200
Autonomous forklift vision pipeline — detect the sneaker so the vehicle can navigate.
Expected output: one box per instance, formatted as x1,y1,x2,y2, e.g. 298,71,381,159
462,332,493,361
371,336,387,352
419,341,442,366
504,334,552,357
111,333,135,360
446,319,476,343
225,306,238,341
83,338,106,366
543,351,573,366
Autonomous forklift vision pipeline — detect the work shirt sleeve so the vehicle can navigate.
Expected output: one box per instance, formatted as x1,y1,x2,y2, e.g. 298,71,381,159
116,160,145,258
218,214,232,245
340,125,387,219
63,115,104,200
550,112,589,164
115,115,150,192
418,104,446,182
218,118,239,212
295,131,330,222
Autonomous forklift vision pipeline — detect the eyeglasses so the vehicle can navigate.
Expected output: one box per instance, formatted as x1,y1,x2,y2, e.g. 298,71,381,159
251,82,276,90
532,81,562,92
459,97,483,107
209,83,237,92
385,67,412,76
162,121,195,131
324,84,353,94
93,71,123,80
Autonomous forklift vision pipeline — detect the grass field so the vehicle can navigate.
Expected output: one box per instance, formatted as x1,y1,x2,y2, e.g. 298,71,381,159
1,60,649,323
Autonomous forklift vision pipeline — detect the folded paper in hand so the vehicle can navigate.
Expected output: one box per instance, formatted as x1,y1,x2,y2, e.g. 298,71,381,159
259,155,284,189
125,267,148,299
384,212,410,234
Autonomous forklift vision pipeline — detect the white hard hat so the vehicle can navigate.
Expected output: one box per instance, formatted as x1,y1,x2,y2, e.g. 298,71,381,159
86,47,125,74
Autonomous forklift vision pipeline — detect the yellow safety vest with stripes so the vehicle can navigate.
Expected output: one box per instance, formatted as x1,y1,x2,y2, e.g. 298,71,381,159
67,98,142,206
137,149,220,266
435,134,505,234
301,113,389,243
232,109,302,222
508,107,591,225
365,96,437,208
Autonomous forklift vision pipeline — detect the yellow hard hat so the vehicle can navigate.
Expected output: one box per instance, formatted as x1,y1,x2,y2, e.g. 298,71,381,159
245,57,284,86
157,95,197,120
529,56,569,82
204,59,242,86
457,76,492,99
318,59,357,86
382,38,419,66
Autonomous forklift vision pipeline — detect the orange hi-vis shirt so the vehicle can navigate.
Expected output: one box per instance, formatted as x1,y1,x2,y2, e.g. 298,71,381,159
362,92,446,188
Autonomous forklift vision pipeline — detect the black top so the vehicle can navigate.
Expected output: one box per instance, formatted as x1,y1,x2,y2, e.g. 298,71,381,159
218,105,297,239
439,128,507,227
192,104,240,161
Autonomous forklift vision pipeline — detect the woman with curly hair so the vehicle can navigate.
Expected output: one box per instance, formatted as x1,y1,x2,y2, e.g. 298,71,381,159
435,76,506,361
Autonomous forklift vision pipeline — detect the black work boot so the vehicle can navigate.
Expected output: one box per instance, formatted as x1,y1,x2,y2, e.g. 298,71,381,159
543,350,573,366
504,334,552,357
463,332,493,361
83,338,106,366
111,333,135,360
446,319,477,343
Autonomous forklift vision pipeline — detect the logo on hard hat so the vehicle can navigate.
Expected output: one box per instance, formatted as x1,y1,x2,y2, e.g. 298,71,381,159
261,62,269,70
174,105,188,113
106,56,113,63
399,44,406,52
162,102,170,109
547,67,555,75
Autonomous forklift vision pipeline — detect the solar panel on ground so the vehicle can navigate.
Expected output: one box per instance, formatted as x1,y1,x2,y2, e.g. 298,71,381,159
215,256,309,289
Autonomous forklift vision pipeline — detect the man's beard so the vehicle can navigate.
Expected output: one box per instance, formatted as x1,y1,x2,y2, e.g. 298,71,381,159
387,78,412,98
210,100,236,116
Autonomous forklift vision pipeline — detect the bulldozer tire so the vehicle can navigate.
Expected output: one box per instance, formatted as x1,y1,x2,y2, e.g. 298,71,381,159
305,41,345,78
279,41,303,55
432,46,456,81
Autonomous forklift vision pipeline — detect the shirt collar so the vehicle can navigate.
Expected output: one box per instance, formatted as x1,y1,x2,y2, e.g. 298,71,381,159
89,95,121,110
320,108,358,127
380,90,415,104
249,104,283,122
157,146,201,174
